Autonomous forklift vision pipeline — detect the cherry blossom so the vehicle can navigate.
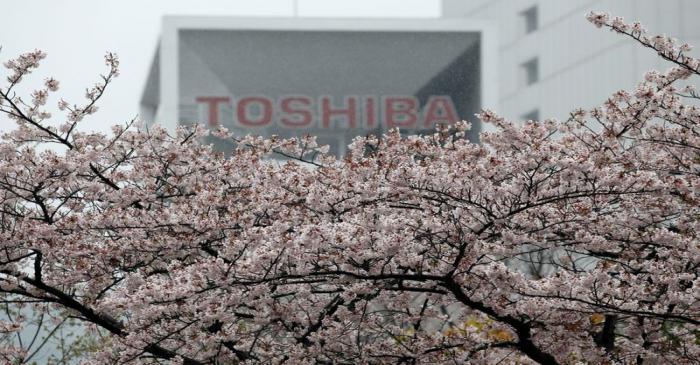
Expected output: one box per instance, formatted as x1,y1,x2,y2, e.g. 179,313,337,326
0,12,698,365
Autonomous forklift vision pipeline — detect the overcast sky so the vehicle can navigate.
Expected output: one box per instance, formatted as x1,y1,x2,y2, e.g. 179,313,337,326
1,0,441,133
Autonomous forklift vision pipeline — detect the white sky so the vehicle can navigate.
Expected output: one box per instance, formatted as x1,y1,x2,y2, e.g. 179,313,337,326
1,0,441,133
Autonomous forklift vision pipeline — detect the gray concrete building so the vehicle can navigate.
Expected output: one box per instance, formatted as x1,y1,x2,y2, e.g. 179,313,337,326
140,17,497,154
443,0,700,122
141,1,700,155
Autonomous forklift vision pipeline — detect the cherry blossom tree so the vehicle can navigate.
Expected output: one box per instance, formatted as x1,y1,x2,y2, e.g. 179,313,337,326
0,12,698,364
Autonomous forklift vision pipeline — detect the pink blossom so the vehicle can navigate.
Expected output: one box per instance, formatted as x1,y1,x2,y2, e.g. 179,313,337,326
0,12,697,365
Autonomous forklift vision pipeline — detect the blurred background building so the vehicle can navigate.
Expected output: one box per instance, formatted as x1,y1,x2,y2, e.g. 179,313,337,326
443,0,700,122
140,17,496,154
141,0,700,156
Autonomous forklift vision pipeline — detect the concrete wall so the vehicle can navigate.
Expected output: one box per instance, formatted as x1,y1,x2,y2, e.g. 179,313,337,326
443,0,700,122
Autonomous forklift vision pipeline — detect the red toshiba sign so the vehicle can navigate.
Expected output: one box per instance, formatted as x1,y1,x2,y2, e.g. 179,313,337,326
195,95,459,130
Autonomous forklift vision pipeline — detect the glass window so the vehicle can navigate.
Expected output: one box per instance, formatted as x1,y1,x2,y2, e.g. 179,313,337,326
521,58,539,86
521,6,538,34
522,109,539,121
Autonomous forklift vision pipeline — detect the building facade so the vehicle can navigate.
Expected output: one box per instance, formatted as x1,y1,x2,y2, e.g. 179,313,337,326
140,16,497,155
442,0,700,122
140,1,700,152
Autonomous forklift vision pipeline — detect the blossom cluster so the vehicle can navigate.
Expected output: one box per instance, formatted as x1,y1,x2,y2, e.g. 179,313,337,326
0,12,698,365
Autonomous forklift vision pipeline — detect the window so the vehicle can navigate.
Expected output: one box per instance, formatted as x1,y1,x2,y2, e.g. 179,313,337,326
521,6,538,34
522,109,539,121
520,57,539,86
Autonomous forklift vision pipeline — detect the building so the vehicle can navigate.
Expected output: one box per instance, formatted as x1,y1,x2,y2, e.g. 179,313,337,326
442,0,700,122
140,16,497,155
140,1,700,153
